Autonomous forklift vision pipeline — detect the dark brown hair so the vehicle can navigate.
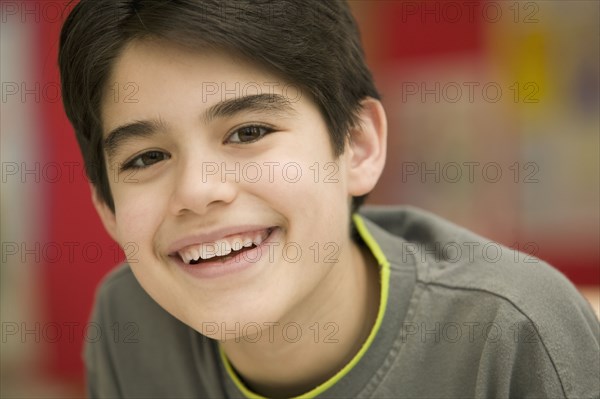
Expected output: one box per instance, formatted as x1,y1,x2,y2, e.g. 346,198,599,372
59,0,380,213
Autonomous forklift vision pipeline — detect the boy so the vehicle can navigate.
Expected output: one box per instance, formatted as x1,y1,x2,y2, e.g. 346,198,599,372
59,1,599,398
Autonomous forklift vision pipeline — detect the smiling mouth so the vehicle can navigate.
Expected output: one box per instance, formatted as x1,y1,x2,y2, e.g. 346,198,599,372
188,245,254,264
174,227,276,265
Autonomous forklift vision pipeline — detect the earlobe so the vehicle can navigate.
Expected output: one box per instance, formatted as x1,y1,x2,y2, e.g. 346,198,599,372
346,98,387,196
90,184,119,242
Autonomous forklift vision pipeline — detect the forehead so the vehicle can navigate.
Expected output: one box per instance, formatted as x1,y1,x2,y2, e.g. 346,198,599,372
100,39,304,134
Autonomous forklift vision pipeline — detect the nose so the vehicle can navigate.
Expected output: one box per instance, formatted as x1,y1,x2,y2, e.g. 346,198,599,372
169,158,238,216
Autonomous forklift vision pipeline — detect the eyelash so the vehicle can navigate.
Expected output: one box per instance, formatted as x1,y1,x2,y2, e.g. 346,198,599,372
121,150,169,171
120,124,275,171
225,123,275,144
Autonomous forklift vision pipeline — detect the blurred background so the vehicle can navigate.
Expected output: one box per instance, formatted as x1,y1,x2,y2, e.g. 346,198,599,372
1,0,598,397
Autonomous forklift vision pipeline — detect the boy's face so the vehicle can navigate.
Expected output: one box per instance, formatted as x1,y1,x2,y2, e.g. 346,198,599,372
96,40,373,336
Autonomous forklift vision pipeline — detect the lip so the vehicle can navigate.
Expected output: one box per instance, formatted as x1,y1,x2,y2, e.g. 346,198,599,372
167,225,275,255
169,227,280,279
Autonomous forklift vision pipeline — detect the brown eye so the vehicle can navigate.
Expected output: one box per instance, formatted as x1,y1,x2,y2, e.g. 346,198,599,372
139,151,166,165
125,150,169,170
228,125,273,143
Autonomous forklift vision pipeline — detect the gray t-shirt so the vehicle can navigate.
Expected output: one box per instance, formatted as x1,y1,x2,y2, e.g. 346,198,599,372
85,206,600,398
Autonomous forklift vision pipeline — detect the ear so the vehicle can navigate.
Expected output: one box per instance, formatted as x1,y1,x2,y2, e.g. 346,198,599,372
346,98,387,196
90,183,119,243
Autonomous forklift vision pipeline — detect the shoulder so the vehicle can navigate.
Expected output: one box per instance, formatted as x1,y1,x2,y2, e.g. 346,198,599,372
360,205,600,398
91,263,194,342
86,263,220,397
93,263,151,311
91,263,176,331
94,262,137,301
360,205,595,321
90,263,190,349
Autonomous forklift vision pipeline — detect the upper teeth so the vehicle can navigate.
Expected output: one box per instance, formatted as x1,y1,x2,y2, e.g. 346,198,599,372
178,229,270,264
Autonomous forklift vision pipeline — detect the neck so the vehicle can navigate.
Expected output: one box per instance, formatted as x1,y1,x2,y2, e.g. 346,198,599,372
220,239,381,398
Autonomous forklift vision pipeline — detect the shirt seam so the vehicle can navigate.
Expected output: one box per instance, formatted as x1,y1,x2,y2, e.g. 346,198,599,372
420,280,568,398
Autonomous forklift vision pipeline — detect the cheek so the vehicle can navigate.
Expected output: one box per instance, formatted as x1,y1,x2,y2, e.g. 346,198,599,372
112,188,164,250
240,161,344,213
242,161,349,245
113,193,172,303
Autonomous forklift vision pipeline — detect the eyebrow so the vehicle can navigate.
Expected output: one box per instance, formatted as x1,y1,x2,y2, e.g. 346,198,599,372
104,119,167,159
202,93,295,124
104,93,296,159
